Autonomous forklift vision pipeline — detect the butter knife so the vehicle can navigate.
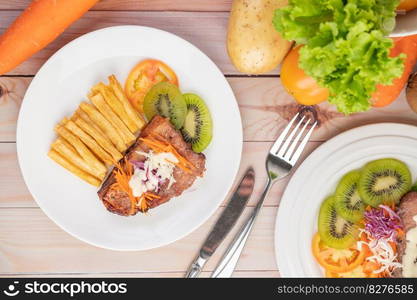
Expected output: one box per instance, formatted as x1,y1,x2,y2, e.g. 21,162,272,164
185,167,255,278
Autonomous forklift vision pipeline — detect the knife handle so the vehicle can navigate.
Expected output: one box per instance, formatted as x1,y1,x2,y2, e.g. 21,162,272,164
185,254,207,278
211,179,273,278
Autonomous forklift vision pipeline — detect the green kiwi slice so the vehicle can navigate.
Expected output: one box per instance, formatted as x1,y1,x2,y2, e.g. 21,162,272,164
180,93,213,153
318,196,358,249
334,170,365,222
143,82,187,129
358,158,412,207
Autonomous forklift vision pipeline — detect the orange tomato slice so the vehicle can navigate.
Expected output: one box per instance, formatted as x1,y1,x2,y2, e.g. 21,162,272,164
125,59,179,112
325,265,380,278
312,233,367,273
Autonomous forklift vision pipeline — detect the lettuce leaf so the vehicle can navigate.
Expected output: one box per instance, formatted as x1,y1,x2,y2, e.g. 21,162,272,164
273,0,404,114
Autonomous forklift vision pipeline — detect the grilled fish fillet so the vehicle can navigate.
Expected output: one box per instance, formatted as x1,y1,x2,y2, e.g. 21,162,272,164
98,116,206,216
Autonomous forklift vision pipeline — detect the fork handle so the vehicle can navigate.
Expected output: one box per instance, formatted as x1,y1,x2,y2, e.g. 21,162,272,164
211,179,272,278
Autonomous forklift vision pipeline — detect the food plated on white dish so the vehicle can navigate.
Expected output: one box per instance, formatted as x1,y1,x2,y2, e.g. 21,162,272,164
16,26,242,250
275,123,417,277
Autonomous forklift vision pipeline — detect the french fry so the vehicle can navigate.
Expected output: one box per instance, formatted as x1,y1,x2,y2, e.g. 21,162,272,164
51,138,105,180
55,124,108,174
88,93,136,145
79,102,126,152
75,108,112,144
92,82,138,133
48,149,101,187
72,114,122,162
108,75,145,130
63,120,114,166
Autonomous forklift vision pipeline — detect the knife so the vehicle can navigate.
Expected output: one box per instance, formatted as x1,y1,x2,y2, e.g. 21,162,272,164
185,167,255,278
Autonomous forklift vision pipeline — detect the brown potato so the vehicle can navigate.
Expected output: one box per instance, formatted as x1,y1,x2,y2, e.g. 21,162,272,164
48,149,101,186
227,0,292,74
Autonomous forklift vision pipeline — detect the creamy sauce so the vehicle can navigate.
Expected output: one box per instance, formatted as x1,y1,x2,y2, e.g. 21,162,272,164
128,151,178,198
402,215,417,277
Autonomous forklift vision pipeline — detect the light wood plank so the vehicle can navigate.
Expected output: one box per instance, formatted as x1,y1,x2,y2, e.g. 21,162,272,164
0,11,246,75
1,77,416,143
0,0,233,11
0,207,278,274
0,141,322,208
0,270,279,278
0,143,32,207
231,78,417,141
0,77,31,142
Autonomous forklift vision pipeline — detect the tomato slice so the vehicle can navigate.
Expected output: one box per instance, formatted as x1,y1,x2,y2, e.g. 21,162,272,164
325,265,379,278
125,59,179,111
312,233,367,273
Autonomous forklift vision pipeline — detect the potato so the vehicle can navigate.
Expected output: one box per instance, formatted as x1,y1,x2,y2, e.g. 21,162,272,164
227,0,292,74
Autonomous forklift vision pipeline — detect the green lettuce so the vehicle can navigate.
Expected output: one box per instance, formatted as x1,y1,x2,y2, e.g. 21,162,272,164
273,0,404,114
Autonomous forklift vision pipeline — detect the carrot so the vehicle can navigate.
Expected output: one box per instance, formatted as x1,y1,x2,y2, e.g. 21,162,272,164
0,0,99,75
111,159,137,216
139,134,195,173
110,159,161,214
372,34,417,107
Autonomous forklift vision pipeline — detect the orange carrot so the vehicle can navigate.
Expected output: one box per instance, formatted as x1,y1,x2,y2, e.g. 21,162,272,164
372,34,417,107
0,0,99,75
111,159,137,215
139,134,195,173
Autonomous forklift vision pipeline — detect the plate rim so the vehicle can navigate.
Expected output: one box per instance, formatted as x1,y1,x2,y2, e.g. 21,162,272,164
274,122,417,276
16,25,243,251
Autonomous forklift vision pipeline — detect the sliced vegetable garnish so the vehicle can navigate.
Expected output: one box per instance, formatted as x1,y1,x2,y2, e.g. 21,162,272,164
110,159,136,215
110,159,159,213
125,59,179,112
139,134,195,173
357,205,403,276
312,233,367,273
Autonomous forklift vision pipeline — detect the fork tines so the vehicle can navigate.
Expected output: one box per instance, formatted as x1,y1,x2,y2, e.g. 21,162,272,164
270,113,317,165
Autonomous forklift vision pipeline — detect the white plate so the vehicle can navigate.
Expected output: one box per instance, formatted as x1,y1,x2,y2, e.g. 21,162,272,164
16,26,242,251
274,123,417,277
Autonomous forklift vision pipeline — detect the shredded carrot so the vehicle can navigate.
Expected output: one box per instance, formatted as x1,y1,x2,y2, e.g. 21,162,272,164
109,159,161,214
137,192,160,212
139,133,195,173
396,228,405,238
110,159,137,215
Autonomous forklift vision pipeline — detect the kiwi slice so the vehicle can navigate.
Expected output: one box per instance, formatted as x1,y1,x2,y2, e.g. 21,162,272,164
318,196,358,249
334,170,365,222
180,93,213,153
143,82,187,129
358,158,412,207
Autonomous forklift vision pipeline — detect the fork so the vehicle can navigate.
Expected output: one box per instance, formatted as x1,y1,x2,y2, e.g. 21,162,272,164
211,113,317,277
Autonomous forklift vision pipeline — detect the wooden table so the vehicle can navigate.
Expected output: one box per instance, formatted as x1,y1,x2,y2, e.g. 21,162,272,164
1,0,416,278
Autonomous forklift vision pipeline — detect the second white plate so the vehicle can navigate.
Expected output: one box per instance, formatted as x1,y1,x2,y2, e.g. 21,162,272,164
275,123,417,277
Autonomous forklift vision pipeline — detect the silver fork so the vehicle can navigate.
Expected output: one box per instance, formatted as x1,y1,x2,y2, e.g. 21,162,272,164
211,113,317,277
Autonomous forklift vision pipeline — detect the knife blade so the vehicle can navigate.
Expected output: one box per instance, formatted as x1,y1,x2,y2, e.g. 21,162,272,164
185,167,255,278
